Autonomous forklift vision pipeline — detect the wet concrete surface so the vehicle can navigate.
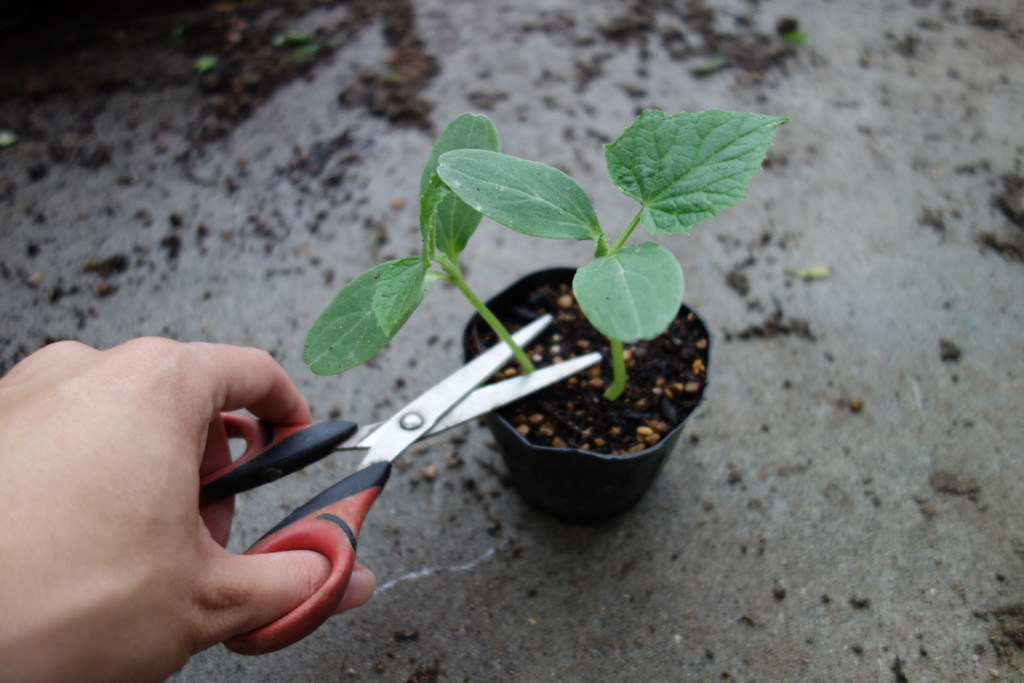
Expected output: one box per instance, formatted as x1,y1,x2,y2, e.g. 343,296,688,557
1,0,1022,680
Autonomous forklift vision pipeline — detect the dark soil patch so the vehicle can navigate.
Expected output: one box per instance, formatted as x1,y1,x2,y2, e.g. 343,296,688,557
975,603,1024,656
994,174,1024,230
338,0,438,131
890,656,909,683
977,233,1023,261
466,274,709,455
723,308,816,342
725,268,751,297
392,628,419,642
519,0,796,93
938,339,962,362
918,208,947,235
0,0,439,145
404,660,441,683
974,174,1023,261
963,8,1024,45
929,470,980,497
82,253,129,278
595,0,796,76
285,129,361,186
849,596,871,609
1,2,335,142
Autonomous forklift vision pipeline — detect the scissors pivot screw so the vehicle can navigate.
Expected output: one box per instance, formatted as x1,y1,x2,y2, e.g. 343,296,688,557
399,412,425,430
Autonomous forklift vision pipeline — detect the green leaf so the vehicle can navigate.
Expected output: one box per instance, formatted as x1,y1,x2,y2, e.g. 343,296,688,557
605,109,787,235
785,265,831,280
420,113,500,194
438,150,601,241
690,57,731,77
371,259,431,338
290,42,321,65
419,114,500,260
781,29,808,45
420,171,479,263
572,242,684,343
194,55,218,74
419,173,444,262
274,31,316,47
304,258,430,375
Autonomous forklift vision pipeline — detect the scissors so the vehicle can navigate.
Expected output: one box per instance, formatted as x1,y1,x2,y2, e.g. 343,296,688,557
199,314,600,655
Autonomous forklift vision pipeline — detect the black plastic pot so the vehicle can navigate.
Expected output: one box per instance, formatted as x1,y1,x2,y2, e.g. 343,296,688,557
463,268,711,523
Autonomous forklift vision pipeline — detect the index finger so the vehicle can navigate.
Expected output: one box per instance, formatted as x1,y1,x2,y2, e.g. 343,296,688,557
185,342,312,426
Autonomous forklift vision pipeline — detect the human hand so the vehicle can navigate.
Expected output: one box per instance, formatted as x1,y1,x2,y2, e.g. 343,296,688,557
0,338,375,682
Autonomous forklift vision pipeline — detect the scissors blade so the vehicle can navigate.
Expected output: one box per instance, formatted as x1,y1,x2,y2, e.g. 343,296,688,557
356,314,555,469
348,351,602,449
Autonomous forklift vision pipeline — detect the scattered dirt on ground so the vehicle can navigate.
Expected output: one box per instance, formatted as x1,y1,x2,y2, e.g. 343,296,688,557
929,469,980,497
938,338,962,362
594,0,796,77
963,8,1024,45
0,0,802,155
1,1,326,142
849,596,871,610
392,628,419,642
404,660,441,683
725,268,751,297
723,307,816,342
994,175,1024,230
82,253,129,278
977,173,1024,261
338,0,438,130
890,656,909,683
285,129,361,186
977,233,1023,261
918,208,947,235
975,603,1024,656
947,168,1022,260
0,0,440,144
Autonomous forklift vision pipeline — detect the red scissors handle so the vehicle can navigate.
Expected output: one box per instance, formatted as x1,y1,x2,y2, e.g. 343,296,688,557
224,461,391,655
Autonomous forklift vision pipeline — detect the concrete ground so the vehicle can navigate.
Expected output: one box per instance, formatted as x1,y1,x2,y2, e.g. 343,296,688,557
2,0,1022,680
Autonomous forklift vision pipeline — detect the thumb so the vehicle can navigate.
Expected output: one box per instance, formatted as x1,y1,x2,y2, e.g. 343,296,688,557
190,549,336,652
191,550,377,651
334,561,377,614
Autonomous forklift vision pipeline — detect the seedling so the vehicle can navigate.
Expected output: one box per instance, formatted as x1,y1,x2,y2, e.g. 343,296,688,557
436,109,786,400
304,109,786,404
304,113,536,376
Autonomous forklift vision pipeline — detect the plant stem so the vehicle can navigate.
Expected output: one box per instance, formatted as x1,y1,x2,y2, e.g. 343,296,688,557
608,209,645,255
603,338,627,401
599,210,645,400
442,264,536,374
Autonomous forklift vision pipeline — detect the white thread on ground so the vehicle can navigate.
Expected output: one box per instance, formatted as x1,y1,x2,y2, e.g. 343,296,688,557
376,544,504,594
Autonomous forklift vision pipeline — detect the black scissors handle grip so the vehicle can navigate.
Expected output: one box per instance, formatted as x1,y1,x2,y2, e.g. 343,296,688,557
200,414,358,503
